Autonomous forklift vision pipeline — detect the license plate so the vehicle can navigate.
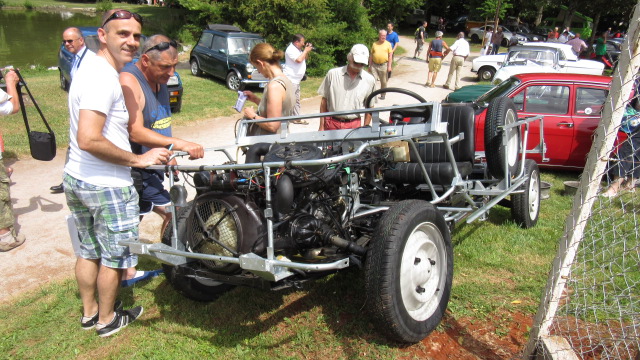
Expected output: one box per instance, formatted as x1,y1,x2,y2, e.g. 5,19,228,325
259,82,267,88
170,98,177,103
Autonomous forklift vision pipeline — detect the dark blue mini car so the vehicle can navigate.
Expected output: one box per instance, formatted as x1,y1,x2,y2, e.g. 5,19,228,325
58,27,184,112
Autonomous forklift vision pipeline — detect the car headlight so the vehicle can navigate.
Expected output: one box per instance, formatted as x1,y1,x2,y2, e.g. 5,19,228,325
167,75,180,86
532,36,539,41
246,63,255,73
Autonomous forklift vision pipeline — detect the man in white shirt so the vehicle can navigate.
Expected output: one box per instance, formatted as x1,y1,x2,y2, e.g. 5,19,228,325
64,9,171,337
443,32,470,91
283,33,312,124
63,27,95,80
51,27,96,194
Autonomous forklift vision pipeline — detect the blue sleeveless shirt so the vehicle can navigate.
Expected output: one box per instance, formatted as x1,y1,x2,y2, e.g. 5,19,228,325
122,63,172,155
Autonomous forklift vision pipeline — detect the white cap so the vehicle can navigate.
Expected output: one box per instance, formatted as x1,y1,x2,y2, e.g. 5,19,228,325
349,44,369,65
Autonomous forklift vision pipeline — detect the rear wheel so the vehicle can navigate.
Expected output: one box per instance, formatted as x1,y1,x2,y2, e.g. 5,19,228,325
59,70,69,91
471,34,480,43
484,97,521,179
190,59,202,76
477,66,496,81
161,202,235,302
226,71,244,91
511,159,540,228
365,200,453,343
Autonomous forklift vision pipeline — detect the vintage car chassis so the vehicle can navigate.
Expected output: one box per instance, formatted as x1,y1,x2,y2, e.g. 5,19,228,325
121,89,544,343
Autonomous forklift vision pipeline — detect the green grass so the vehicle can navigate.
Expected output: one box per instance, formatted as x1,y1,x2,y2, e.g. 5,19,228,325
0,170,581,358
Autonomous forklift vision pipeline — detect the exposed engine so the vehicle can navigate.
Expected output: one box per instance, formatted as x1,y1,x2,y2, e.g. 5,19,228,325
187,142,398,266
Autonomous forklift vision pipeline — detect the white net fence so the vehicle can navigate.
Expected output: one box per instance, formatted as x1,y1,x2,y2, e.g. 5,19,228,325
525,4,640,360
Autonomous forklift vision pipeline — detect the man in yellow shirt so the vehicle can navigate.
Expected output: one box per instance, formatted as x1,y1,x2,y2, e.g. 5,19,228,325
369,29,393,100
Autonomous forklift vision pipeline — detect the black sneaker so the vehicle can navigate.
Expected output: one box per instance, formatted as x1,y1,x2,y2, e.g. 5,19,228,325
96,306,144,337
80,300,123,330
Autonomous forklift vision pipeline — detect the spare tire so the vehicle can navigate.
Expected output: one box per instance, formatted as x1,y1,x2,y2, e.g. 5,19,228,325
484,97,521,179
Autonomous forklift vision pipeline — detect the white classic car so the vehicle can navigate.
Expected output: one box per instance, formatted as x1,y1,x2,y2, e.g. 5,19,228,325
471,42,605,82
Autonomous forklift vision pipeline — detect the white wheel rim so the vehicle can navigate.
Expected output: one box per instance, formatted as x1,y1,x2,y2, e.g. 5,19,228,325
400,222,447,321
528,169,540,219
505,108,519,168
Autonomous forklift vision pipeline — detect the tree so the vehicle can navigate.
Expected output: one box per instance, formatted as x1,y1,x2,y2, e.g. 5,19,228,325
363,0,423,28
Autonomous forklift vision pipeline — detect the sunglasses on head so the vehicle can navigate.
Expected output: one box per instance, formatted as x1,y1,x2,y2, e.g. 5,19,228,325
62,38,79,44
144,40,178,54
101,10,143,28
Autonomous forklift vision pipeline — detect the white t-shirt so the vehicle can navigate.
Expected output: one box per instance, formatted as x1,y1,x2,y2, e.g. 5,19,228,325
450,38,471,57
0,88,13,116
64,55,133,187
283,43,306,85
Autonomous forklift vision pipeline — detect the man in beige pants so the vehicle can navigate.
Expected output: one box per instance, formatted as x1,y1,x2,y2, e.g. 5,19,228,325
443,32,470,91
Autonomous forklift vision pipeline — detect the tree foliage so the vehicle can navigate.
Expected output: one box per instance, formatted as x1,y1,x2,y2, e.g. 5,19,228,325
362,0,423,28
177,0,375,76
476,0,513,21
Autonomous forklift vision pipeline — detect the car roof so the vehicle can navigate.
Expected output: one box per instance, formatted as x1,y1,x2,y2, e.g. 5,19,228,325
513,72,612,84
78,27,99,37
202,24,262,38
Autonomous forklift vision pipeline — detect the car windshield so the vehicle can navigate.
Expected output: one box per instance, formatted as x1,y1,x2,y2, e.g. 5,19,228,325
505,49,555,67
476,77,521,104
228,38,263,55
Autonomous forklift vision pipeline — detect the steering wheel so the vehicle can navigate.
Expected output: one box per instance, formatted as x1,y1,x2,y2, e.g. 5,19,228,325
364,87,430,125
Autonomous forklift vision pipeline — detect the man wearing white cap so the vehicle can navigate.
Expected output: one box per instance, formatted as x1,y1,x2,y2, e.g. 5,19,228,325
318,44,376,130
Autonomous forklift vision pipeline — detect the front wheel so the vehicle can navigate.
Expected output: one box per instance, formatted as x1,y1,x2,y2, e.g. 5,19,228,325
161,202,235,302
226,71,244,91
365,200,453,343
477,66,496,81
471,34,480,43
511,159,540,228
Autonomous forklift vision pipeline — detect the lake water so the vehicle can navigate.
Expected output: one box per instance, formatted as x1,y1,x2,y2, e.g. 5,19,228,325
0,9,99,69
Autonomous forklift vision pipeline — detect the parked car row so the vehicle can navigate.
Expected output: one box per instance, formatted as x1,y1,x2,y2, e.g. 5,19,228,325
468,25,545,47
471,42,605,82
444,73,611,170
58,27,183,113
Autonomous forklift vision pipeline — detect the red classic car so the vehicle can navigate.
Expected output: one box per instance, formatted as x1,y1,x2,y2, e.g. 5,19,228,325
447,73,611,170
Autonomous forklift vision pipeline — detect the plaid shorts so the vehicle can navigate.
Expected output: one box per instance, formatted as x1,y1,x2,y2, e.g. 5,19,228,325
63,173,139,269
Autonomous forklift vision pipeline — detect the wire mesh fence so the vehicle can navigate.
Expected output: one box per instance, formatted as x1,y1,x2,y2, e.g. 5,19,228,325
525,3,640,359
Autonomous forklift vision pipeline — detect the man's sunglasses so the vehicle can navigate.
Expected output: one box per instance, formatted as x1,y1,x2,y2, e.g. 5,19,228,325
62,38,79,44
101,10,143,28
144,40,178,54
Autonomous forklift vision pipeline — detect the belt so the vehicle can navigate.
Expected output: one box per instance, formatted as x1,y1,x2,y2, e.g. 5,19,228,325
330,116,360,122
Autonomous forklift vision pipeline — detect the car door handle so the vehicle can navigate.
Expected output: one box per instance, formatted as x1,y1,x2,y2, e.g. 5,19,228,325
557,122,574,128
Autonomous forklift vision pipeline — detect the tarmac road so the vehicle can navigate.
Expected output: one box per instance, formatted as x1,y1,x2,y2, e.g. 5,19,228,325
0,35,479,303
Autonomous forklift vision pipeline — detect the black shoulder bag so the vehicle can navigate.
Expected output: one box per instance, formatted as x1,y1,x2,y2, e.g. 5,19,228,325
14,69,56,161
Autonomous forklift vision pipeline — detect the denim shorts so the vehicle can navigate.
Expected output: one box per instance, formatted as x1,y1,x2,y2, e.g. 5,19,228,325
63,173,139,269
136,169,171,215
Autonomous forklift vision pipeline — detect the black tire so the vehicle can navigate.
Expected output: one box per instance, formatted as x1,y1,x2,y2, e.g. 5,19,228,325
511,159,540,228
477,66,496,81
190,59,202,76
161,202,235,302
59,70,69,91
471,34,480,43
365,200,453,343
226,71,244,91
484,97,521,179
501,38,508,47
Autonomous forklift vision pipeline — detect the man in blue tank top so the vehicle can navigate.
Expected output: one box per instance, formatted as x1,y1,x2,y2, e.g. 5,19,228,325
120,34,204,282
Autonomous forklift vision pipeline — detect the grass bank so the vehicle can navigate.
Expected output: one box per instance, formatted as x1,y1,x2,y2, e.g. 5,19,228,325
0,68,323,158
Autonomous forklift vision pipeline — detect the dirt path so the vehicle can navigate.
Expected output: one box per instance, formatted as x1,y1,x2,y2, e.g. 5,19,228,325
0,35,480,302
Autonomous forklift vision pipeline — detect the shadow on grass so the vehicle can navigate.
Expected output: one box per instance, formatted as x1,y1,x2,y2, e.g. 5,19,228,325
148,268,394,355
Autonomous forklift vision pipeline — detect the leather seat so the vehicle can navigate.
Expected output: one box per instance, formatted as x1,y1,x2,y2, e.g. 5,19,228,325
384,104,475,186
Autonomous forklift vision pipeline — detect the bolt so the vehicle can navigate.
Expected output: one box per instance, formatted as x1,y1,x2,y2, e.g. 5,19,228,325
429,258,436,265
416,286,425,294
414,257,421,265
